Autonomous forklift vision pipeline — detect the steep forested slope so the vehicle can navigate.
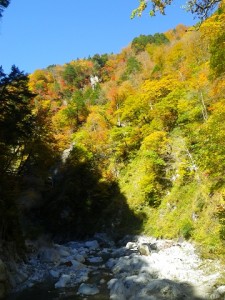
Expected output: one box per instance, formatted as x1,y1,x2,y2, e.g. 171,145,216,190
1,5,225,258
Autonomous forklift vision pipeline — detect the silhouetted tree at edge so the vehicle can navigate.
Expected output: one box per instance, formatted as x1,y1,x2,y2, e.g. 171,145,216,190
0,0,10,18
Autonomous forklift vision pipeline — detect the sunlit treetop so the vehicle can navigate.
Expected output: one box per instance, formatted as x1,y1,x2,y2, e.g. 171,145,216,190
131,0,222,21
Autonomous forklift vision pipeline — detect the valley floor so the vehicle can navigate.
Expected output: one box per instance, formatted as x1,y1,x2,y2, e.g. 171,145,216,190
5,234,225,300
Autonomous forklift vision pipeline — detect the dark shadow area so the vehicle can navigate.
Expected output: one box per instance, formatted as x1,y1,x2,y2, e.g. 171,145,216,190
0,65,60,254
4,280,207,300
24,146,145,242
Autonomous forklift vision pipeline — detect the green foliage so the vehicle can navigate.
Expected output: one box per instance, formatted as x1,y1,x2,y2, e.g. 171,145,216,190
89,53,109,74
119,131,170,210
131,33,169,53
180,219,194,239
210,30,225,78
0,65,35,174
0,66,59,250
109,126,141,162
131,0,221,21
120,56,142,81
193,100,225,179
3,11,225,260
62,63,90,90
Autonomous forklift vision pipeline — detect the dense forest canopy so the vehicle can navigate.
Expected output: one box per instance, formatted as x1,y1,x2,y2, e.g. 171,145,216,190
0,1,225,260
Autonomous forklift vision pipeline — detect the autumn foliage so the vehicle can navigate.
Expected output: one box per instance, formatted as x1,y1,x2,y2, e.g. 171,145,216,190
1,6,225,255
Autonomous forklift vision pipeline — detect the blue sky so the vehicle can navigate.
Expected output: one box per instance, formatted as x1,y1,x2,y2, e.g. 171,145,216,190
0,0,196,74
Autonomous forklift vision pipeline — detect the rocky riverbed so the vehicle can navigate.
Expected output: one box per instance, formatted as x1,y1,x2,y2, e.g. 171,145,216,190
3,234,225,299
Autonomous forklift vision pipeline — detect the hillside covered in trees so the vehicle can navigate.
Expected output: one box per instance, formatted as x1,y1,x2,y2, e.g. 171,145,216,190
1,3,225,261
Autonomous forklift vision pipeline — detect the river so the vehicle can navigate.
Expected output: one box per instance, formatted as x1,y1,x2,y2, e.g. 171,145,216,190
5,234,225,300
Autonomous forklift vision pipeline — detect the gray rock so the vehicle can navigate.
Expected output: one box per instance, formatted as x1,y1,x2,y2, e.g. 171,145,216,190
88,256,103,263
71,259,85,269
49,269,60,278
85,240,99,250
126,242,137,250
112,255,147,275
106,258,117,269
210,285,225,299
107,278,126,300
78,283,99,295
55,274,70,288
111,247,129,258
216,285,225,295
138,243,152,256
74,253,85,263
136,279,189,299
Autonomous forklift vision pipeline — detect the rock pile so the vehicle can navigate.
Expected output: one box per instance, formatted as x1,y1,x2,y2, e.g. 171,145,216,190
5,234,225,299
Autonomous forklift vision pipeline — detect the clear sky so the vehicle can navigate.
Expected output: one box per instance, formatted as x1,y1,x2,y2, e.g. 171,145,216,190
0,0,196,74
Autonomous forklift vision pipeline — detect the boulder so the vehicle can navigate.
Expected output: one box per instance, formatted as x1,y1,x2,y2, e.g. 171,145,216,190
112,255,146,275
78,283,99,295
73,253,85,263
107,278,126,300
54,274,70,288
210,285,225,299
49,269,60,278
138,243,152,256
135,279,192,300
85,240,99,250
70,259,84,270
105,258,117,269
125,242,137,250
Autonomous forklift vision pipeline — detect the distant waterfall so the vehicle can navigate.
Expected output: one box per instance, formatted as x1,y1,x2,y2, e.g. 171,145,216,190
61,143,74,164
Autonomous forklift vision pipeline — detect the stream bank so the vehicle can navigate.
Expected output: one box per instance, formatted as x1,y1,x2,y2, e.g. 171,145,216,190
3,234,225,300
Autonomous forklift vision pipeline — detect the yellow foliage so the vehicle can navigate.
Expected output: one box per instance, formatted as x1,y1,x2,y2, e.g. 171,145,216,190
140,76,181,103
141,131,168,153
200,8,225,42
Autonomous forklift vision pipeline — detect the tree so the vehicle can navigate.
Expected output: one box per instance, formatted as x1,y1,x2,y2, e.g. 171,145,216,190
0,66,59,245
120,56,142,81
132,0,221,21
210,29,225,78
0,0,10,18
131,33,169,54
0,66,35,174
0,66,58,176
